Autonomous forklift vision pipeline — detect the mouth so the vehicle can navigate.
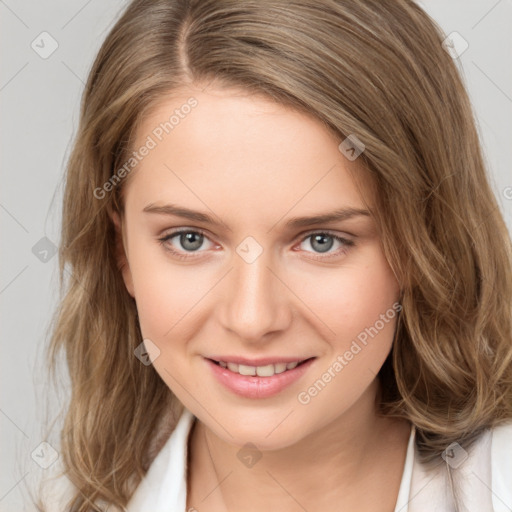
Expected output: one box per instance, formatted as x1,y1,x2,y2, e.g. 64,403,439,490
207,357,315,377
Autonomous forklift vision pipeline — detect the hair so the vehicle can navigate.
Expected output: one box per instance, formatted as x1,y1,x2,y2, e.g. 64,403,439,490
33,0,512,510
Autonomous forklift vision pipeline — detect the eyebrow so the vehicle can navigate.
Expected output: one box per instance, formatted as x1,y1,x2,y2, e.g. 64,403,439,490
143,203,371,229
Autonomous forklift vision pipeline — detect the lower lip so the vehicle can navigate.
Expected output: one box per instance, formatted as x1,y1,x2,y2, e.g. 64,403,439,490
206,358,315,399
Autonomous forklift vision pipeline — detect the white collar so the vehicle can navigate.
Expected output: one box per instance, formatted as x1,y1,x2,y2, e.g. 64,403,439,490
126,408,512,512
126,408,194,511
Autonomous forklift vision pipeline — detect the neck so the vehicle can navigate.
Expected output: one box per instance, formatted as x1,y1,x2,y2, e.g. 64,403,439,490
187,378,411,512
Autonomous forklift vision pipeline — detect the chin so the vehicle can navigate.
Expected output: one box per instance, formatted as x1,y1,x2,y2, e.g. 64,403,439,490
205,408,315,451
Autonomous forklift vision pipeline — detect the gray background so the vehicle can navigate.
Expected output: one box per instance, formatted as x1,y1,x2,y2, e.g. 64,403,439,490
1,0,511,510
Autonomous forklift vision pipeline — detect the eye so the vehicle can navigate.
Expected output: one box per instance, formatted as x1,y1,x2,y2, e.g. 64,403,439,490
297,231,354,259
158,228,214,259
158,228,355,261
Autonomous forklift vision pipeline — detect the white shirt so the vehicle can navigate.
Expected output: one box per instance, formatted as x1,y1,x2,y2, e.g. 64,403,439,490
40,408,512,511
126,408,512,511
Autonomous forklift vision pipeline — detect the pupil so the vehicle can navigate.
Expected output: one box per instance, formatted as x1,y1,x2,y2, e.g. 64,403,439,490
311,234,333,253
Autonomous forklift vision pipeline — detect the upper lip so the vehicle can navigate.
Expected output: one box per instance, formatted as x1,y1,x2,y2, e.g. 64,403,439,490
206,356,315,366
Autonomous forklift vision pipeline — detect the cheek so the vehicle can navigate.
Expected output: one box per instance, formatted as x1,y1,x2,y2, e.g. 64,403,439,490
134,274,211,343
294,257,399,422
129,253,227,376
127,240,205,340
294,249,399,345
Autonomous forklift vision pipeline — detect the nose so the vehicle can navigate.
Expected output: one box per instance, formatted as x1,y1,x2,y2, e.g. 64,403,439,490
218,247,293,343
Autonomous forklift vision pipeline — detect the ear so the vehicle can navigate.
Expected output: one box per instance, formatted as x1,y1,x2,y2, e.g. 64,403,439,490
111,211,135,298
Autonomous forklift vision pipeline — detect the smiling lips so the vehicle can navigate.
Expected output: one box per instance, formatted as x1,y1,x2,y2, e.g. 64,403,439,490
207,356,316,399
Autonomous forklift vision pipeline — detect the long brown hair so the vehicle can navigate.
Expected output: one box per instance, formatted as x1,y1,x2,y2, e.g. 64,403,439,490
34,0,512,510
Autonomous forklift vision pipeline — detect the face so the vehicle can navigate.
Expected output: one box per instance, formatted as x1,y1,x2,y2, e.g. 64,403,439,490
113,85,401,450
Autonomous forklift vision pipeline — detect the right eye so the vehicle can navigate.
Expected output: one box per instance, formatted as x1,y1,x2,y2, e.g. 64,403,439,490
158,228,216,259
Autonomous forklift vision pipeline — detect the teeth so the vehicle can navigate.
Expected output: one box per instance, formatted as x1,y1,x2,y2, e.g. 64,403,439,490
217,360,305,377
227,362,239,373
238,364,256,376
256,364,275,377
274,363,287,374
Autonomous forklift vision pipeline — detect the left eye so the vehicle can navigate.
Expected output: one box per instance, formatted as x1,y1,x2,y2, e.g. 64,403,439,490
298,232,354,256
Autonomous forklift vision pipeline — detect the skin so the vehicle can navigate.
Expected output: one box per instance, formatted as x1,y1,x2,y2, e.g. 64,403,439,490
112,84,411,511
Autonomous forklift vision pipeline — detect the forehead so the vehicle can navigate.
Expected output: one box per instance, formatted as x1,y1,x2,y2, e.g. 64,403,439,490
122,86,374,223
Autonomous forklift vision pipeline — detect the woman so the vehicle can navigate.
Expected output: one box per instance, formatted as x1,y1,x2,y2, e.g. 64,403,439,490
35,0,512,511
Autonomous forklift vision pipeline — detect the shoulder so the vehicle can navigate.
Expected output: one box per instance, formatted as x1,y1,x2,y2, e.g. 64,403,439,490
407,421,512,511
126,407,196,511
490,419,512,511
33,408,195,512
36,462,76,512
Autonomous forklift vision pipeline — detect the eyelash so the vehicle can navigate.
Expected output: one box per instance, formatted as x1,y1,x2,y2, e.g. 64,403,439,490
157,228,355,261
